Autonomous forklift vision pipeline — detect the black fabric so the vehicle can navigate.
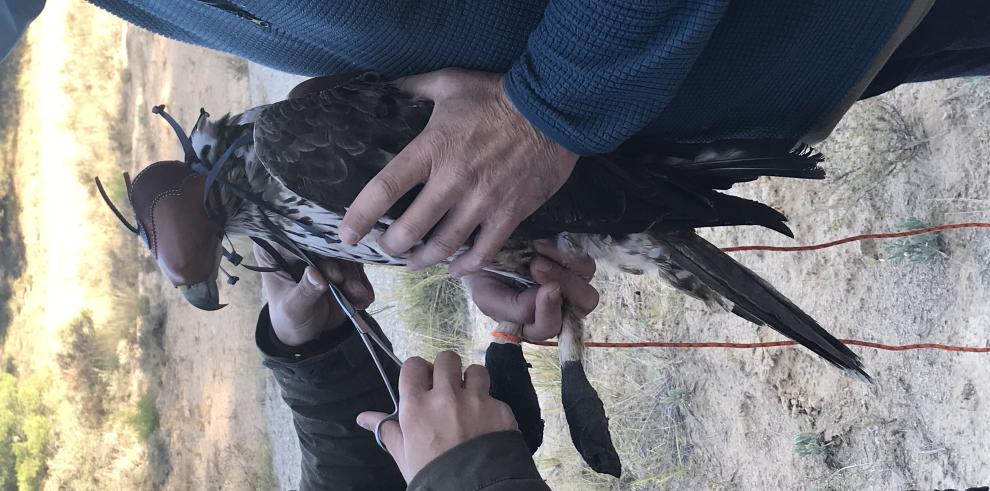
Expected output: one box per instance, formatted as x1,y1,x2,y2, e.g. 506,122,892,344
257,308,406,490
485,342,544,454
862,0,990,99
258,308,550,490
257,304,354,360
561,360,621,478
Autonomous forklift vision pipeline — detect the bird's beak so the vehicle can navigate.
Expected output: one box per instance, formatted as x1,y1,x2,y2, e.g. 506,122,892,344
178,278,225,311
172,242,226,311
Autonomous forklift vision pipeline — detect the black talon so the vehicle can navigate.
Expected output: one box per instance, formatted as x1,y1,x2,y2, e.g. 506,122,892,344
561,360,622,478
485,342,544,454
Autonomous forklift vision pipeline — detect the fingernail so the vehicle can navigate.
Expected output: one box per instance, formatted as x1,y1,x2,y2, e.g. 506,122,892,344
534,258,552,273
305,268,324,289
340,226,359,245
548,286,561,302
355,414,370,430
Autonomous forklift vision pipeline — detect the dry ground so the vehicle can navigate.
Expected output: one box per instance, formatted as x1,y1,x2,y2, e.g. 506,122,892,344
521,79,990,489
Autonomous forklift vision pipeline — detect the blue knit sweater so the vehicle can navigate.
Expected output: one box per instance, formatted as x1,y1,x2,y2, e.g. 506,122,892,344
88,0,914,155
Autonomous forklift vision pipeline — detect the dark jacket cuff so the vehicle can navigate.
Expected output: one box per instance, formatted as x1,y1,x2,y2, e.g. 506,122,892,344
408,431,549,490
255,304,353,362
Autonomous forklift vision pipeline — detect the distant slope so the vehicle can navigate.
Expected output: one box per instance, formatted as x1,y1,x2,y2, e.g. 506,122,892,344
0,40,28,341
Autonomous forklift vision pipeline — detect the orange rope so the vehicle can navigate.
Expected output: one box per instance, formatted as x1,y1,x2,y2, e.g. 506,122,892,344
492,332,990,353
489,222,990,353
720,222,990,253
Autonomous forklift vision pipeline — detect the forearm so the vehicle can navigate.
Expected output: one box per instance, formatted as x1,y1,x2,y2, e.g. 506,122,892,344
504,0,730,155
256,305,404,490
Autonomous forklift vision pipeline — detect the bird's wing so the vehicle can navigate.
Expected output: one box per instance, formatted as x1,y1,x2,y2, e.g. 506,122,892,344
253,72,825,241
253,72,432,217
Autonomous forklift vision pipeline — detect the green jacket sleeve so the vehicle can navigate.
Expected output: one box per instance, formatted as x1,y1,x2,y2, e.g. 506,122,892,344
256,305,405,491
408,431,550,490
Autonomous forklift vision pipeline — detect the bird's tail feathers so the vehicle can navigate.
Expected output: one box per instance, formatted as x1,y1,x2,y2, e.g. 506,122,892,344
654,230,871,382
700,194,794,238
675,141,826,187
619,138,827,190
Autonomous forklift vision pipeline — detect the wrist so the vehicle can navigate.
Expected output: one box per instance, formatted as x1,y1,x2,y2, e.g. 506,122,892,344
273,314,344,347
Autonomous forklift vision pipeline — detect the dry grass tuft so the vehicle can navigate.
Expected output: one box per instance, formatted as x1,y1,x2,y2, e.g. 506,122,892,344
395,266,472,359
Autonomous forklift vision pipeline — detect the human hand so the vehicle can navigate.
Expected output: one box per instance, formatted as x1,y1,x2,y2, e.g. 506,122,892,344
339,68,579,277
461,239,599,341
253,243,374,346
356,352,518,482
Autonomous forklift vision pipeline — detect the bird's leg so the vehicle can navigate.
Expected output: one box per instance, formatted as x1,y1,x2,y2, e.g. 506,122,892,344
485,321,544,454
559,305,622,477
493,320,523,340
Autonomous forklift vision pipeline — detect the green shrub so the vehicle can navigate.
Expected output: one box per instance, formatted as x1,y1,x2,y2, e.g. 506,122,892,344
881,217,948,264
128,393,159,440
793,432,828,457
13,415,52,491
0,371,53,491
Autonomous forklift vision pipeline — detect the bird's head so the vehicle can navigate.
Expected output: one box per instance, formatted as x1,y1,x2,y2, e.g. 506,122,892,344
126,161,227,310
96,105,237,311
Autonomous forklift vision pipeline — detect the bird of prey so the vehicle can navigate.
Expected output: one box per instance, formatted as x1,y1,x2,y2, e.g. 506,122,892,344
102,72,869,477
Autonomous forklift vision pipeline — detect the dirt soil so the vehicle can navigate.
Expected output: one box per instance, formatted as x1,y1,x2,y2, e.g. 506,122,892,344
525,78,990,490
670,80,990,490
123,29,276,490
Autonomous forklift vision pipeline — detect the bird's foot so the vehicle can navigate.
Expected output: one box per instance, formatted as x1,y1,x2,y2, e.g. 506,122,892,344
561,360,622,478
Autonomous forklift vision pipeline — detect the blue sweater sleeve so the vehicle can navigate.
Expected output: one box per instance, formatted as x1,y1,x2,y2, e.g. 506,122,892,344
503,0,730,155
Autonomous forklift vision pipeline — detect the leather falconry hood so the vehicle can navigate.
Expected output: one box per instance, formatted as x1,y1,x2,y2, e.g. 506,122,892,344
128,161,222,288
95,159,226,311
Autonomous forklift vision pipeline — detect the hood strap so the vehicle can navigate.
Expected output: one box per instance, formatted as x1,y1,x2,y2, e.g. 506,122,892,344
94,174,139,235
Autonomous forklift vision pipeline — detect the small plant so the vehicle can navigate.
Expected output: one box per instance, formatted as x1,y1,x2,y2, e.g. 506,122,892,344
661,387,690,408
57,311,116,427
793,432,829,457
0,371,54,490
128,393,160,439
881,217,948,264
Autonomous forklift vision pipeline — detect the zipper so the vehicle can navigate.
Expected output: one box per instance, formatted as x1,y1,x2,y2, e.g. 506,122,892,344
198,1,272,31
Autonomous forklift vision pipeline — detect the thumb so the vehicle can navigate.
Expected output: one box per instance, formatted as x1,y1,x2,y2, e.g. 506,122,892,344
393,71,439,100
528,283,563,341
280,267,330,319
357,411,404,456
394,69,470,101
356,411,387,431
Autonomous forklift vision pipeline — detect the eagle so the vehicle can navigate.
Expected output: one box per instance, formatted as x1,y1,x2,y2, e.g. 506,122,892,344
100,72,869,477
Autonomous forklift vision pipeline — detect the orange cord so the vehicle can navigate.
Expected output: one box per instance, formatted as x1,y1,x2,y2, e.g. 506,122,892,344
492,331,990,353
719,222,990,253
490,222,990,353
